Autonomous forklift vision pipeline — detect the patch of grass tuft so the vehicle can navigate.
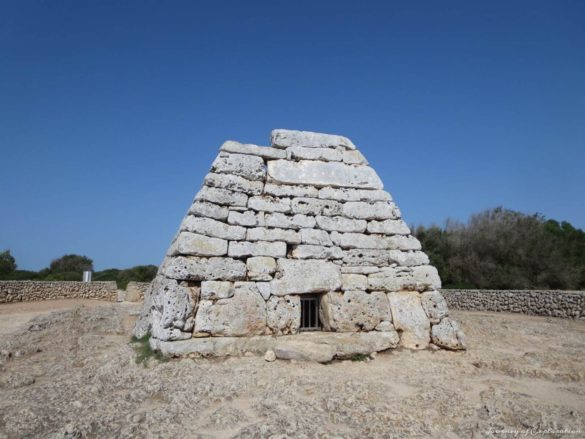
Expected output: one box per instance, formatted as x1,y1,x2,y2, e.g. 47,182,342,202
350,353,368,362
131,333,167,365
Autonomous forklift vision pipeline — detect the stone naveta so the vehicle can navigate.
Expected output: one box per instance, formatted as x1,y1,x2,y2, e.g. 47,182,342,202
134,129,466,360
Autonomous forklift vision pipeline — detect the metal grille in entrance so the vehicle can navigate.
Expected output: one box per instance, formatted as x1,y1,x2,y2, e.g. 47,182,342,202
300,296,320,331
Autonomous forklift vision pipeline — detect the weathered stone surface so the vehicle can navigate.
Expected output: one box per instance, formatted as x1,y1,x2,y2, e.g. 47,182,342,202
201,281,234,300
315,216,367,233
264,212,316,230
150,335,275,357
189,201,229,221
431,318,466,350
204,173,264,195
248,195,291,213
181,216,246,240
149,276,198,341
220,140,286,160
256,282,272,300
267,160,383,189
342,201,399,220
228,241,286,258
331,232,389,249
300,228,332,246
271,129,356,150
287,146,342,162
227,210,264,227
387,250,429,267
274,341,336,363
270,259,342,296
341,265,381,274
170,232,228,257
367,266,441,292
367,219,410,235
196,186,248,207
387,235,422,251
291,245,343,260
388,291,430,350
162,256,246,281
330,331,400,358
211,152,266,181
264,349,276,362
247,257,277,281
342,249,391,266
247,227,301,244
320,291,391,332
194,285,266,336
421,290,449,323
341,274,367,291
375,320,394,331
318,187,391,202
266,295,300,335
263,183,319,198
342,149,368,165
291,197,342,216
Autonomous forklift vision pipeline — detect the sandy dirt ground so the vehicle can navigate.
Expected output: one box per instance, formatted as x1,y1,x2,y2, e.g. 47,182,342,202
0,300,583,439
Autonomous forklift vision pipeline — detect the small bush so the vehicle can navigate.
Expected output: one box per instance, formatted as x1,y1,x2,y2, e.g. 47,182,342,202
131,333,167,365
350,353,368,362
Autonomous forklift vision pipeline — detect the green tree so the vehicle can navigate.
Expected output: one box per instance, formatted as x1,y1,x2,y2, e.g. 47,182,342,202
49,254,93,273
0,250,17,275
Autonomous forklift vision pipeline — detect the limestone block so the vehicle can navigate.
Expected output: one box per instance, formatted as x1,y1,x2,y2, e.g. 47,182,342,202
291,245,343,260
181,216,246,240
375,320,394,331
420,290,449,323
271,129,356,150
170,232,228,257
287,146,342,162
387,250,429,267
331,331,399,358
266,295,300,335
263,183,319,198
267,160,383,189
228,241,287,258
342,149,368,165
149,276,198,341
256,282,272,300
220,140,286,160
194,285,266,336
270,259,342,296
342,201,400,220
330,232,389,249
431,318,466,350
247,257,277,281
211,152,266,181
315,216,367,233
264,212,316,230
248,195,291,213
341,266,381,274
388,291,430,349
367,219,410,235
246,227,301,244
387,235,422,251
291,197,342,216
367,266,441,292
274,341,336,363
300,228,332,246
189,201,229,221
227,210,264,227
341,274,367,291
318,187,391,202
201,281,234,300
320,291,391,332
342,249,391,266
196,186,248,207
204,173,264,195
162,256,246,281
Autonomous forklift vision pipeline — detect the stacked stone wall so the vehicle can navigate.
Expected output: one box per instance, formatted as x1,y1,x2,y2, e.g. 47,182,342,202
0,281,118,303
442,289,585,319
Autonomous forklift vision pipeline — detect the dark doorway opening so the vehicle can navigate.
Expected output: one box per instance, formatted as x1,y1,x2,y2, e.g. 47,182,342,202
300,295,320,331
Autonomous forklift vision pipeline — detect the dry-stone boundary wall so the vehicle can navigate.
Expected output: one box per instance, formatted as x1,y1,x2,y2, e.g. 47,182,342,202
442,289,585,319
0,281,117,303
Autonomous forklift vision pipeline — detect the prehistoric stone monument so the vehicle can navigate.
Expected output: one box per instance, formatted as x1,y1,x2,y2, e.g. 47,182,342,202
135,129,466,360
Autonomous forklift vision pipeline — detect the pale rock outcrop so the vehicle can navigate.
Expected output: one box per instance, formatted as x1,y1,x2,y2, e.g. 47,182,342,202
266,295,300,335
388,291,431,349
431,318,466,350
320,290,390,332
421,290,449,323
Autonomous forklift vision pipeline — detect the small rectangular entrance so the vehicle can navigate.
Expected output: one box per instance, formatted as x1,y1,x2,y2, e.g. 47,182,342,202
300,295,320,331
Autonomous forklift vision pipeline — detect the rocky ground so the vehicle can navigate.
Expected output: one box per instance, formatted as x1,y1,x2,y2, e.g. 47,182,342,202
0,301,583,438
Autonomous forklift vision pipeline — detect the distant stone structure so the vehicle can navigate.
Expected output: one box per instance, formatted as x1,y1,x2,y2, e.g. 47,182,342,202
0,281,117,303
134,129,466,359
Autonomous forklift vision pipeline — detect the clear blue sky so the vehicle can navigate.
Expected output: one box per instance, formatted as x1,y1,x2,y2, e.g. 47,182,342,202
1,1,583,271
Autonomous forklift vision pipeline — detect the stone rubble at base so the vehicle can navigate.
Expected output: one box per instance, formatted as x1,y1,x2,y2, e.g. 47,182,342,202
134,129,466,359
